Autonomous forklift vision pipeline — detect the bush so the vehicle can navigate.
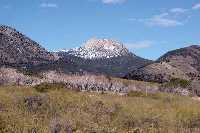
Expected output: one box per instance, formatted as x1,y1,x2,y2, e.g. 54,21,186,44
127,91,175,102
50,118,73,133
24,95,48,113
0,116,7,132
127,91,147,97
17,68,42,78
162,78,191,88
34,83,66,93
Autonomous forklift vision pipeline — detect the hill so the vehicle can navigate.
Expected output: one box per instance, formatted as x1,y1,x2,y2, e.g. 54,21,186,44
0,25,55,68
125,45,200,83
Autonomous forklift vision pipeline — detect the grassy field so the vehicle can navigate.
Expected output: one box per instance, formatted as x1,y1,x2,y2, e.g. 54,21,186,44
0,85,200,133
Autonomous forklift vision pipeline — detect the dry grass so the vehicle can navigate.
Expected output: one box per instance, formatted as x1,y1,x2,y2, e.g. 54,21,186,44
0,85,200,132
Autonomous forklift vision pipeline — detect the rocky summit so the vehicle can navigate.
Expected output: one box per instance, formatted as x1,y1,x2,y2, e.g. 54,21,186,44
65,38,132,59
0,25,55,67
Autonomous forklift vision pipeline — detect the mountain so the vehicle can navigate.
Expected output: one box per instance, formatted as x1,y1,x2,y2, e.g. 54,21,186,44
0,25,151,77
66,38,131,59
158,45,200,76
125,45,200,83
55,38,152,77
0,25,55,68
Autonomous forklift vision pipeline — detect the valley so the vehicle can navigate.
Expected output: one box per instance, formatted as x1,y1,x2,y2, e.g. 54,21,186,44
1,25,200,132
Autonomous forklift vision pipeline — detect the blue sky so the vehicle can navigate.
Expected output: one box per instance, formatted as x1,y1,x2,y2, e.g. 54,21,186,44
0,0,200,60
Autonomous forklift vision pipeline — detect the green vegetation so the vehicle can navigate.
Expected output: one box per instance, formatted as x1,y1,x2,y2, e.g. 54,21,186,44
17,68,43,78
162,78,191,88
0,85,200,132
127,91,168,100
34,82,66,93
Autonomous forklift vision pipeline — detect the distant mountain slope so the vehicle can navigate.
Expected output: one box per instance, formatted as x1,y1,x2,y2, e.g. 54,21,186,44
0,25,55,67
158,45,200,76
55,38,152,77
125,62,189,83
125,45,200,83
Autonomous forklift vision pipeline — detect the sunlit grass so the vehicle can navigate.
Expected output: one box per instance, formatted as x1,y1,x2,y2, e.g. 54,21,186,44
0,85,200,132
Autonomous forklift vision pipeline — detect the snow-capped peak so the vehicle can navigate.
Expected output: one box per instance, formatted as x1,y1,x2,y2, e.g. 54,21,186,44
65,38,132,59
59,49,69,52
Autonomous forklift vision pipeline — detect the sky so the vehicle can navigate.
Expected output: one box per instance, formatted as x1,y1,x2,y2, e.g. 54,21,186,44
0,0,200,60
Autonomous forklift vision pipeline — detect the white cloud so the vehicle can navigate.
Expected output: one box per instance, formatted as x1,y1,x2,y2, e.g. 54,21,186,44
192,3,200,10
101,0,126,4
170,8,188,13
125,40,153,49
40,3,58,8
127,4,200,28
129,13,184,27
129,10,186,27
146,13,183,27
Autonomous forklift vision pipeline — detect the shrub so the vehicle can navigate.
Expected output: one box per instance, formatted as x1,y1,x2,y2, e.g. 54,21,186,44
34,83,66,93
50,118,73,133
127,91,179,103
17,68,42,78
186,118,200,128
127,91,164,100
0,116,6,132
24,95,48,113
127,91,146,97
162,78,191,88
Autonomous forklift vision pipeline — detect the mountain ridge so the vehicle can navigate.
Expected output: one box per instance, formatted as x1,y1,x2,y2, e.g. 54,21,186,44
0,25,151,77
0,25,55,67
125,45,200,83
2,25,200,82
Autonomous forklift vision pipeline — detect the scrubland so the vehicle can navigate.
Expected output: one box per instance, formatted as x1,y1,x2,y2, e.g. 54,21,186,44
0,84,200,133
